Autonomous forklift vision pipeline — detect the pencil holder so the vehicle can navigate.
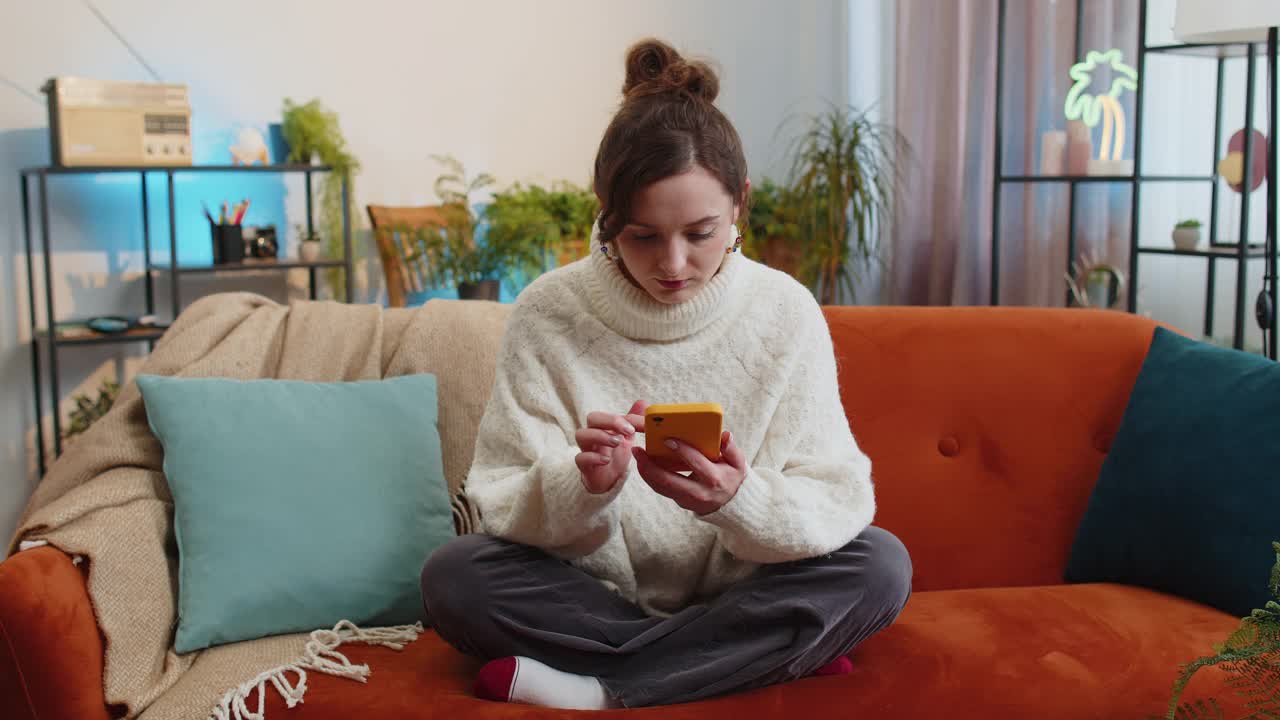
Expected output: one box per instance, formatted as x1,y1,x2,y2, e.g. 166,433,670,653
211,223,244,264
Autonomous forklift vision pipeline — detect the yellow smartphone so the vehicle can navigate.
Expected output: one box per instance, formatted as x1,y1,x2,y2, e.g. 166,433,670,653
644,402,723,465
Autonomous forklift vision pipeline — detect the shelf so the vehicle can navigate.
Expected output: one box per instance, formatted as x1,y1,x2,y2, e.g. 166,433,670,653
1139,175,1215,183
148,259,345,274
40,326,166,346
22,151,354,476
1137,245,1269,259
999,174,1135,183
989,2,1275,355
1144,42,1263,59
999,174,1214,184
21,164,333,176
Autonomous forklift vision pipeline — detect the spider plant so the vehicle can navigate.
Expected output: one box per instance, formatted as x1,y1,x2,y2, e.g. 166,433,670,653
785,105,904,304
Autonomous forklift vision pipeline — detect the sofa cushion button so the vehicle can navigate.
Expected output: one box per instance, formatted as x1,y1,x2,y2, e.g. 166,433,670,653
938,436,960,457
1093,433,1113,453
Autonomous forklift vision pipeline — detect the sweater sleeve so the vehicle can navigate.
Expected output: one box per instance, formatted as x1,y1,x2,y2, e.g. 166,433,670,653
699,300,875,563
463,305,622,559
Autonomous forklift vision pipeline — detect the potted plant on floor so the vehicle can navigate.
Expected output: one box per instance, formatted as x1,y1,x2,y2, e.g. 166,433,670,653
784,105,905,304
411,156,545,300
281,98,360,296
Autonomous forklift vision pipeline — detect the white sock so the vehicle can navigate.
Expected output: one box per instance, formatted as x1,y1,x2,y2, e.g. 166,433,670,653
474,655,622,710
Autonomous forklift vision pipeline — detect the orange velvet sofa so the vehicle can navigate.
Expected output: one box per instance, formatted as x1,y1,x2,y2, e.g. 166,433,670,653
0,306,1249,719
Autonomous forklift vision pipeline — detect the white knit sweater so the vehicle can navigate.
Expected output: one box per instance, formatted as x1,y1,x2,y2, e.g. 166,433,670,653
464,247,875,616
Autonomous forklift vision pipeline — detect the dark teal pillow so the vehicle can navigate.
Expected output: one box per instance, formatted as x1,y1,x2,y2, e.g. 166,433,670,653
136,374,454,653
1065,328,1280,617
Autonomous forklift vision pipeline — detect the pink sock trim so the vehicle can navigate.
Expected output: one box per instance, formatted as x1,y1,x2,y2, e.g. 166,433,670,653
813,656,854,676
474,657,518,702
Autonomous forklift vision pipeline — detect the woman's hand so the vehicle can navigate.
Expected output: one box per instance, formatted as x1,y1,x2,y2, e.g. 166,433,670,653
632,431,747,515
575,400,649,494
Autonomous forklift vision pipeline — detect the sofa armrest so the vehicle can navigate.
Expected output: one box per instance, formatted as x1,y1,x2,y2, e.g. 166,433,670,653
0,546,111,720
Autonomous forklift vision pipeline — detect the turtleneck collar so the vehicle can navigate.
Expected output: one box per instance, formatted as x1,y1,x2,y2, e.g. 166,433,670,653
583,226,747,342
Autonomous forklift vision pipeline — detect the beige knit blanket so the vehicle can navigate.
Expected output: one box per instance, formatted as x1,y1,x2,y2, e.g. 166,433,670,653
6,292,512,720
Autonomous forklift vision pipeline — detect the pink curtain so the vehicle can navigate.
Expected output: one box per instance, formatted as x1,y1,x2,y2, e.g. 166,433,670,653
889,0,1139,307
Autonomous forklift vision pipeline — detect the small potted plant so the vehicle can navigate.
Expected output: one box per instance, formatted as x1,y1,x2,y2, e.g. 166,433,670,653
295,224,323,263
1066,251,1126,308
1172,219,1203,251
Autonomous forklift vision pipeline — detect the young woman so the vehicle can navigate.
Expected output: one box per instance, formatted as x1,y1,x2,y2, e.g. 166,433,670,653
421,38,911,710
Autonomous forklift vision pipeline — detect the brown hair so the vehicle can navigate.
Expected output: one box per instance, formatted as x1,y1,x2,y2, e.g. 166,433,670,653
592,39,748,245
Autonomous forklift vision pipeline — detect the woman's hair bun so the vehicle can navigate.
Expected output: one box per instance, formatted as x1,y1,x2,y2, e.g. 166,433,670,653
622,38,719,104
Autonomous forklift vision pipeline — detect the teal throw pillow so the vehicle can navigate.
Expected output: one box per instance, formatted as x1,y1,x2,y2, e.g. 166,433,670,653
1065,328,1280,617
136,373,454,653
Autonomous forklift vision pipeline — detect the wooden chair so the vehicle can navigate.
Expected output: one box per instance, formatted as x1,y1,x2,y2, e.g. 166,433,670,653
366,204,451,308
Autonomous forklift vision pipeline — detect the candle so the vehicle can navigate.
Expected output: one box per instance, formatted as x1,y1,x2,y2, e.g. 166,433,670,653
1040,130,1067,175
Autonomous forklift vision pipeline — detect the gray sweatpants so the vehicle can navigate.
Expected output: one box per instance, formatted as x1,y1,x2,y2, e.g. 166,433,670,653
420,526,911,707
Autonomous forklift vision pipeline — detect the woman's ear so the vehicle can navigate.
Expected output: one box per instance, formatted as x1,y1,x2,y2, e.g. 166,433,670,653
735,179,752,224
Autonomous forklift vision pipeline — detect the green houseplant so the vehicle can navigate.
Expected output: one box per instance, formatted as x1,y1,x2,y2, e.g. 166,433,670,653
1161,541,1280,720
742,178,803,277
407,156,547,299
485,181,599,268
62,378,120,443
784,105,904,304
280,98,360,296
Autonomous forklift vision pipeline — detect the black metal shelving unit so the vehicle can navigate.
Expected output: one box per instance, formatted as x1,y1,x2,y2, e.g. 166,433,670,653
991,0,1277,354
990,0,1147,309
1134,41,1273,351
21,163,353,475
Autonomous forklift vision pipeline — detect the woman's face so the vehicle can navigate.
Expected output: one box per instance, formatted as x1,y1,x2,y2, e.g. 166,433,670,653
612,166,747,305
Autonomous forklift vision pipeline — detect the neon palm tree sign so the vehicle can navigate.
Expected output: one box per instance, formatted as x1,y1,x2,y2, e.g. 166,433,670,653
1064,49,1139,164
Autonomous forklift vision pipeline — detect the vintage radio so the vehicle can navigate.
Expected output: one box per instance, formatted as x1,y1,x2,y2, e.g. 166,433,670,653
42,76,192,167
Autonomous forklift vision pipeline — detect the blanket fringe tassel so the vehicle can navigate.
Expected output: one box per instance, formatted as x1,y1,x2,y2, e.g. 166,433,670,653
208,620,424,720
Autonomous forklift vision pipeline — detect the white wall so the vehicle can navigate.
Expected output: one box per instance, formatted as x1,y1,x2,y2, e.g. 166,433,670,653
0,0,852,539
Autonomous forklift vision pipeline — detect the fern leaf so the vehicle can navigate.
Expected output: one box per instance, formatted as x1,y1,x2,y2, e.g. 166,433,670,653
1168,544,1280,719
1172,698,1224,720
1221,655,1280,719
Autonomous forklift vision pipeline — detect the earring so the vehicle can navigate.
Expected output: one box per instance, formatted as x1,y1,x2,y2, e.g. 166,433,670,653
725,225,742,254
